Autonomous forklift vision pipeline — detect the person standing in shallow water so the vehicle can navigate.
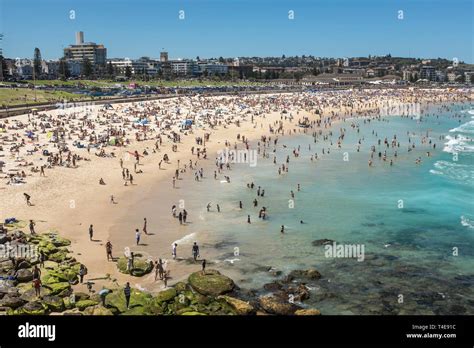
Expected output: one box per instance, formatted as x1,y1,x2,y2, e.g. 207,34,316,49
192,242,200,261
172,243,178,259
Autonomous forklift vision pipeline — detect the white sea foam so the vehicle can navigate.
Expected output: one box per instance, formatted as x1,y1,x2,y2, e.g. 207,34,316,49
431,160,474,184
449,120,474,134
460,216,474,229
172,232,197,246
443,134,474,153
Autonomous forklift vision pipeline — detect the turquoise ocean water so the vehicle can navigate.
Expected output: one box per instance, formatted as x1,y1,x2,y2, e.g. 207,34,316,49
176,102,474,314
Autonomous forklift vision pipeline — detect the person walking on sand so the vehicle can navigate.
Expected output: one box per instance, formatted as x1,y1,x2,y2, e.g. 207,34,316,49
143,218,148,235
106,241,113,261
163,270,169,287
135,229,141,245
29,220,36,235
79,264,87,283
158,259,164,280
192,242,200,261
124,282,131,310
89,224,94,241
202,259,206,274
172,243,177,259
24,193,32,206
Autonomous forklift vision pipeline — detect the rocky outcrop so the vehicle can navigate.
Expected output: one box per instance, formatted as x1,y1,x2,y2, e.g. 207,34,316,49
116,256,153,277
188,269,235,296
258,295,300,315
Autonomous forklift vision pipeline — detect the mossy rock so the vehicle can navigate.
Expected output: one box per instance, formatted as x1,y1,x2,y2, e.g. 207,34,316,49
45,282,71,296
43,261,60,269
218,295,254,315
46,269,78,283
20,287,51,302
258,295,299,315
74,292,90,301
42,295,65,312
50,236,71,247
180,311,207,316
188,269,234,297
48,250,69,263
105,289,152,313
0,295,25,309
83,305,114,315
120,306,153,316
63,296,74,310
75,299,99,311
17,301,49,315
154,288,177,304
295,308,321,315
38,241,58,255
116,256,153,277
174,282,188,293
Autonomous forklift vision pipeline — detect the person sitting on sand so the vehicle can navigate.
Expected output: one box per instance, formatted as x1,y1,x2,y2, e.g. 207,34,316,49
99,178,106,185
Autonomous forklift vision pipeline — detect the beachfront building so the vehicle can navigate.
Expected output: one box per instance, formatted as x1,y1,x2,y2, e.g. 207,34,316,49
170,59,196,76
194,61,228,76
14,59,33,79
108,58,160,76
465,71,474,84
63,31,107,69
41,60,60,79
420,66,436,81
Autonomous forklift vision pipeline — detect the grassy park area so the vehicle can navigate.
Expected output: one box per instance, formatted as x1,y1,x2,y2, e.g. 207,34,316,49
0,88,89,107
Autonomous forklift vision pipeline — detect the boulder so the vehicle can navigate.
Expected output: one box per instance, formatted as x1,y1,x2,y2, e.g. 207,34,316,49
180,311,207,316
15,269,33,282
218,295,254,315
258,295,299,315
174,282,188,293
116,256,153,277
18,301,48,315
0,295,25,309
20,287,50,302
61,308,83,316
0,260,14,272
47,250,69,263
75,299,99,311
188,270,234,296
74,292,90,301
42,295,65,312
17,260,32,269
105,289,152,313
45,282,71,296
287,269,322,281
83,305,114,316
295,308,321,315
154,288,177,304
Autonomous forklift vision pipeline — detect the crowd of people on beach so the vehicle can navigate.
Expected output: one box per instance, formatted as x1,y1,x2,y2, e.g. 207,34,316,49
1,87,471,299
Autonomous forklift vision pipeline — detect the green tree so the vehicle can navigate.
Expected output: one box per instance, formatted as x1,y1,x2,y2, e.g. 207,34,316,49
58,58,71,79
82,58,93,78
33,47,42,79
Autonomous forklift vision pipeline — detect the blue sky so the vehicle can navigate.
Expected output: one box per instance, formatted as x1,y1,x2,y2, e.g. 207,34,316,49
1,0,473,62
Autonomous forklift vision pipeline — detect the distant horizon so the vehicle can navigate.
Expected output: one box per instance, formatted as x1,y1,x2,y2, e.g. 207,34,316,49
1,0,473,63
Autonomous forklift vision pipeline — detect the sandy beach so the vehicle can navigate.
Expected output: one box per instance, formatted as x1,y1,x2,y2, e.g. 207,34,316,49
1,88,471,294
